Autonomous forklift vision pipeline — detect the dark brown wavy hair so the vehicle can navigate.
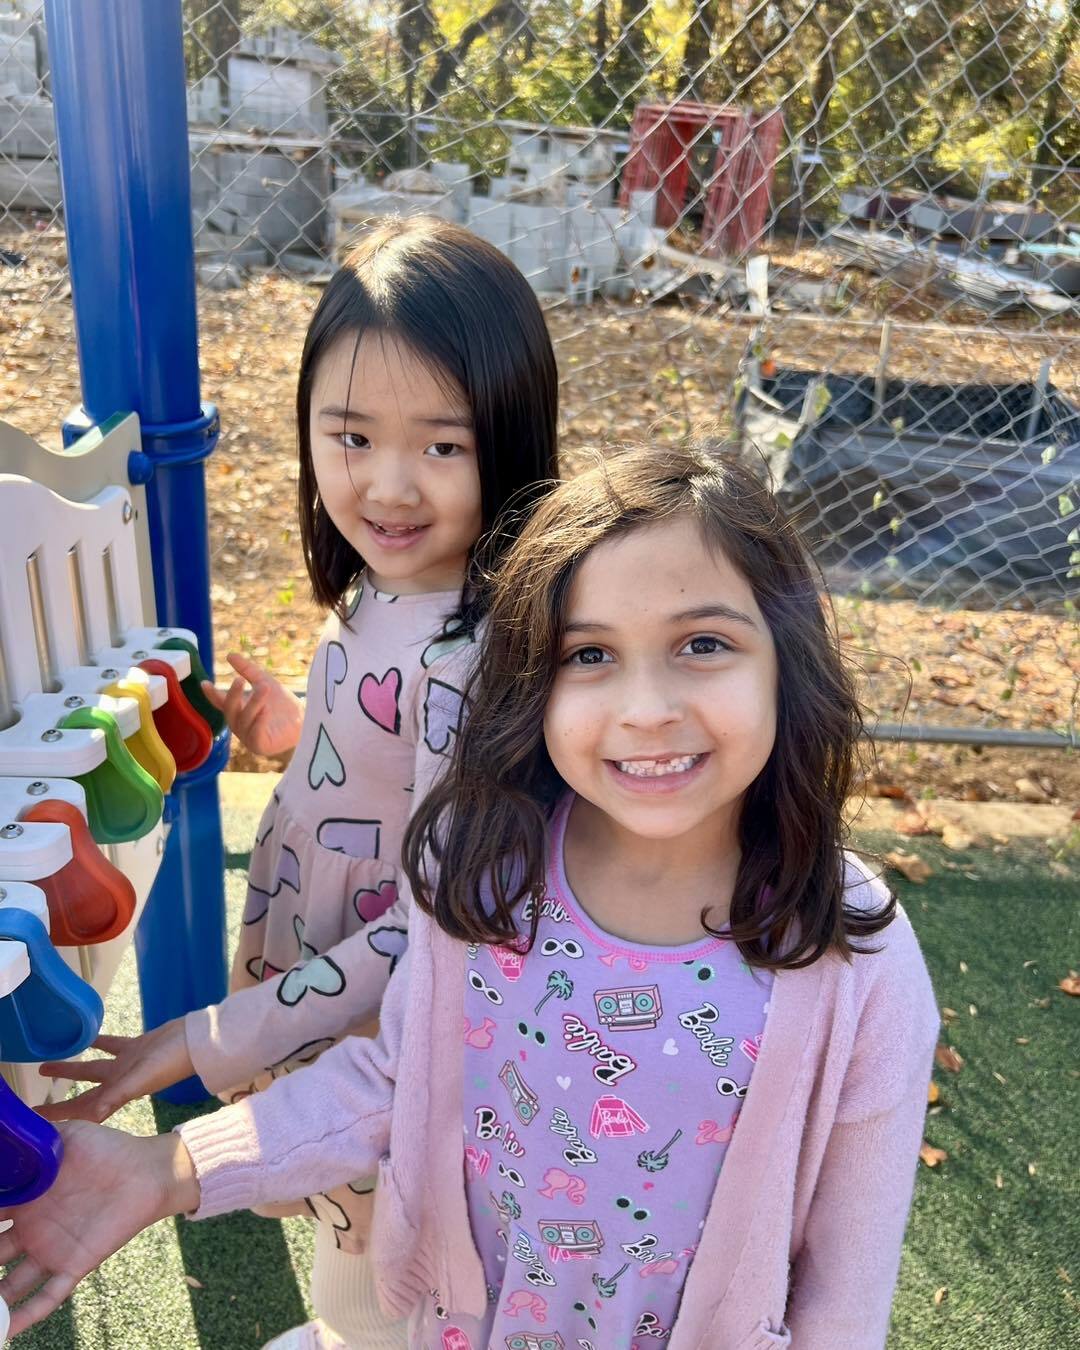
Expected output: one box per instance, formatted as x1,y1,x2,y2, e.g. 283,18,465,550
296,215,559,628
404,444,895,971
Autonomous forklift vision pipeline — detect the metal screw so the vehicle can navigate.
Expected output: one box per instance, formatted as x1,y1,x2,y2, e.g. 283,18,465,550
100,667,120,679
122,502,133,523
0,824,24,839
157,628,171,637
26,782,48,796
132,650,148,660
41,729,62,742
63,694,84,709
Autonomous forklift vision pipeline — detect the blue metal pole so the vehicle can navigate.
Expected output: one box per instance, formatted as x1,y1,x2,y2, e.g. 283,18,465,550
45,0,227,1101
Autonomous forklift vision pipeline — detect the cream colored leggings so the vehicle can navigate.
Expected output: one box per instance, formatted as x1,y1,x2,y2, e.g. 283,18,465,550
310,1221,410,1349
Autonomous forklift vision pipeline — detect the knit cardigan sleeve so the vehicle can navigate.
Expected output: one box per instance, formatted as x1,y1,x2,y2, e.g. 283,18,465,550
784,908,940,1348
176,942,411,1219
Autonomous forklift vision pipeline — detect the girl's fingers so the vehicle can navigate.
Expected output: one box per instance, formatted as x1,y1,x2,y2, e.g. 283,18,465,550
9,1273,79,1339
233,682,270,738
226,651,268,685
36,1089,111,1123
0,1254,47,1305
37,1060,111,1084
0,1225,22,1264
91,1035,136,1054
199,680,227,712
222,676,248,727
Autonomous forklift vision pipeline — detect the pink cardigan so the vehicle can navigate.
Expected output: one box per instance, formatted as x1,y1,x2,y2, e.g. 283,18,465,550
178,854,939,1350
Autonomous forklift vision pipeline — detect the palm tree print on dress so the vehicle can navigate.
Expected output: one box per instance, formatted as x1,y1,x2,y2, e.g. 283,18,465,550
592,1262,630,1298
534,969,574,1015
637,1128,683,1173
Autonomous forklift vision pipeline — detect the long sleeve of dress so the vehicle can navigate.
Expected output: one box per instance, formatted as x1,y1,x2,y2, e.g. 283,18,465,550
176,945,412,1219
184,635,477,1098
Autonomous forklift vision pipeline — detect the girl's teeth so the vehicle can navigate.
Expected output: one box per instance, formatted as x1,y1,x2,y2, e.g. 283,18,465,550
616,755,699,778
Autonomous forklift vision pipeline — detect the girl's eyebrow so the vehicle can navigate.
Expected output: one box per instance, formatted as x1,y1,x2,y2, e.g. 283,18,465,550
564,603,758,635
317,404,473,429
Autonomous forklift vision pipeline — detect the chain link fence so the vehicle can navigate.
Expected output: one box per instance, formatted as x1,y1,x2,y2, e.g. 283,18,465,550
1,0,1078,754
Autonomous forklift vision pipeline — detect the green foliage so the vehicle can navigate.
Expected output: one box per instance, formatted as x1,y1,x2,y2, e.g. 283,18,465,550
182,1,1079,202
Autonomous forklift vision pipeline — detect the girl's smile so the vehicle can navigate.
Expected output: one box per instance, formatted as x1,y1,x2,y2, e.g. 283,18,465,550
606,751,709,790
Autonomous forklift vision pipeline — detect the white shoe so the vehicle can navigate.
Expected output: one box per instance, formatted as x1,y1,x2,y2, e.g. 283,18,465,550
262,1320,349,1350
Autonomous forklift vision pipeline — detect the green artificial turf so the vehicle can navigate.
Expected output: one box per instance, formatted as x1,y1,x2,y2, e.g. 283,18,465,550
13,812,1079,1348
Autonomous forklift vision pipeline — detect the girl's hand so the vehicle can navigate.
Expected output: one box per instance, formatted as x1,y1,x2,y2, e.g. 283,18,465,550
0,1121,200,1337
36,1020,194,1124
201,652,303,759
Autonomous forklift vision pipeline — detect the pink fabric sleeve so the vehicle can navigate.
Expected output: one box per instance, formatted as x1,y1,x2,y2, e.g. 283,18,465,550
176,945,411,1218
184,903,410,1096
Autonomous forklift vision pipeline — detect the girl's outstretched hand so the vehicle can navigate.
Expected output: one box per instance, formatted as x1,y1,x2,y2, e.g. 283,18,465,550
0,1121,199,1337
201,651,303,759
36,1019,194,1124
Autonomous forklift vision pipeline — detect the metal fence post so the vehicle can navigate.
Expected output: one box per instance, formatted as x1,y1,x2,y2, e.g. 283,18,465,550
44,0,227,1102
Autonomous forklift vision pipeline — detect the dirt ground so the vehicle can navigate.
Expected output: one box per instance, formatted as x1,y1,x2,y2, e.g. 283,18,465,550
1,224,1077,810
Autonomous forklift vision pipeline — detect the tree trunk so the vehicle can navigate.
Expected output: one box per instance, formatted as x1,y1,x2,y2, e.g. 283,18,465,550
682,0,720,102
591,0,611,107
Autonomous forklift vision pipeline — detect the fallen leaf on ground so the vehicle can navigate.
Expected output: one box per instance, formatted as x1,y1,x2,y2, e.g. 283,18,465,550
884,849,933,883
1028,1161,1038,1176
934,1044,964,1073
933,1287,949,1306
995,1172,1004,1189
941,1006,959,1022
992,1070,1007,1085
184,1275,204,1289
896,811,933,836
1059,972,1080,996
942,824,988,852
920,1142,949,1167
927,1080,940,1104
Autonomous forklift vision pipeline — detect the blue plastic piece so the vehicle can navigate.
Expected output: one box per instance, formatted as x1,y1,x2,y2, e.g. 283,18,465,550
45,0,228,1099
0,908,103,1063
0,1076,63,1205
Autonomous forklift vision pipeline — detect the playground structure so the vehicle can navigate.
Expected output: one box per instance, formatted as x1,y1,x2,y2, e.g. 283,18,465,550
0,0,231,1283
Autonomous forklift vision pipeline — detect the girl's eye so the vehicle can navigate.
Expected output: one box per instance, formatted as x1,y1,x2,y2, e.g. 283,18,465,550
341,432,369,452
682,635,731,657
424,441,464,458
566,646,610,667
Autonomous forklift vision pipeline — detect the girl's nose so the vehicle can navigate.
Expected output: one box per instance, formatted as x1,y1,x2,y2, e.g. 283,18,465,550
617,666,683,730
364,451,422,509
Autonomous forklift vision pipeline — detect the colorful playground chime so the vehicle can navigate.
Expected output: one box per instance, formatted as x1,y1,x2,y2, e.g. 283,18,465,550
0,414,222,1295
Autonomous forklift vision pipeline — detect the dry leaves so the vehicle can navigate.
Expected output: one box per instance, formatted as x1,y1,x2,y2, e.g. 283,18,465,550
935,1044,965,1073
884,849,933,883
920,1142,949,1168
933,1286,949,1306
1059,971,1080,996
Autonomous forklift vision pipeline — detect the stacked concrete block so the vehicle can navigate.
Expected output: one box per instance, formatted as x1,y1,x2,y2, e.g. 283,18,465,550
190,140,331,255
427,160,472,223
468,199,567,291
226,53,329,139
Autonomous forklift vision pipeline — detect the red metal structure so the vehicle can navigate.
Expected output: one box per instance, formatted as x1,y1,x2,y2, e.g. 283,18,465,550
619,101,783,256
